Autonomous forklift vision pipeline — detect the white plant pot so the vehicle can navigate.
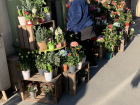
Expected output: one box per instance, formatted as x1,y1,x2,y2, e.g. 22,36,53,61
76,62,82,70
18,16,26,25
82,57,86,64
22,70,30,79
44,71,53,82
44,13,52,22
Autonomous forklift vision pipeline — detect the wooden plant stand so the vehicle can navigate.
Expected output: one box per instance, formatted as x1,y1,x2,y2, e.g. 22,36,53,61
92,43,104,60
17,20,55,50
118,37,125,52
18,73,62,104
62,62,90,96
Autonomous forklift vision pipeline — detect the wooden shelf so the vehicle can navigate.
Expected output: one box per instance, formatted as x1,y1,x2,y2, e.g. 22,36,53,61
19,73,62,104
62,62,90,96
37,46,66,54
23,73,61,83
25,93,55,104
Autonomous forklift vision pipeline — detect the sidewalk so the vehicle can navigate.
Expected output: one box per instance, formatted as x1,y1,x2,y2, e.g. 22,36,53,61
1,18,140,105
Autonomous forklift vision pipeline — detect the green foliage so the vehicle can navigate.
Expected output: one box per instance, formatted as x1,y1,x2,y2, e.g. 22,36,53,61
33,26,47,42
20,62,30,71
27,83,37,92
67,53,78,66
40,82,54,94
25,14,33,21
43,63,52,72
44,6,50,13
38,13,44,19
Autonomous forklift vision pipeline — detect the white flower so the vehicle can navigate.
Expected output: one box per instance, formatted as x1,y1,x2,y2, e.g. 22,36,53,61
55,30,58,36
32,8,37,13
131,28,134,32
50,27,53,32
34,87,37,90
113,22,120,27
58,29,62,35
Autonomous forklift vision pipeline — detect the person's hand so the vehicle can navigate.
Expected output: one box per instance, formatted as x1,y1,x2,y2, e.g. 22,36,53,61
75,32,78,35
65,27,68,32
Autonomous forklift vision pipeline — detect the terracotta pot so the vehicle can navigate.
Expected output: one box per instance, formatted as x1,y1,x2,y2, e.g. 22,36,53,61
37,42,47,51
38,17,45,23
61,64,68,72
26,19,33,25
125,23,129,26
56,43,62,48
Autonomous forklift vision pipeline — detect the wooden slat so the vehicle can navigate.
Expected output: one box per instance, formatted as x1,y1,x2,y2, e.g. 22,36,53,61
1,91,8,101
68,73,76,96
23,73,61,83
26,26,36,50
118,38,124,52
25,93,55,104
22,26,30,49
17,26,25,48
62,71,69,94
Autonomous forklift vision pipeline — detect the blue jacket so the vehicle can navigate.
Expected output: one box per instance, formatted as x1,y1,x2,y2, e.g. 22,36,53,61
66,0,94,33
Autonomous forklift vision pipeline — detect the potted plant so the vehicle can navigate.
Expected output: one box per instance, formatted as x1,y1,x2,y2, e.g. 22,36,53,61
43,63,53,82
78,68,89,83
79,51,86,64
55,27,63,48
125,18,130,26
17,6,26,25
76,54,82,70
20,62,30,79
35,54,44,75
33,26,47,51
27,83,37,99
32,8,39,25
59,49,68,72
47,39,56,50
103,25,119,59
25,13,33,25
38,13,45,23
96,35,105,46
44,6,52,22
67,53,78,73
40,82,54,101
128,28,135,41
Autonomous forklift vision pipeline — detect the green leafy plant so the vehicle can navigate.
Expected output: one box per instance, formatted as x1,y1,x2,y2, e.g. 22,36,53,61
33,26,47,42
43,63,52,72
79,51,85,58
40,82,54,94
38,13,44,19
27,83,37,92
67,53,78,66
25,14,33,21
44,6,50,13
78,68,89,77
17,6,25,16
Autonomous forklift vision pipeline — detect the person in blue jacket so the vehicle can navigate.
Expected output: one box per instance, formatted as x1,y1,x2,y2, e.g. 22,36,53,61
66,0,98,67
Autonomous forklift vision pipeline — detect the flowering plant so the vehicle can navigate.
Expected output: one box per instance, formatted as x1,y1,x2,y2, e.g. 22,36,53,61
59,49,68,64
67,53,78,66
70,41,79,47
96,35,105,43
27,83,37,92
40,82,54,94
55,27,63,43
25,13,33,21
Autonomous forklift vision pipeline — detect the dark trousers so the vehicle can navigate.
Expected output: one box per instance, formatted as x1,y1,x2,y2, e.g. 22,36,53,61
73,32,96,64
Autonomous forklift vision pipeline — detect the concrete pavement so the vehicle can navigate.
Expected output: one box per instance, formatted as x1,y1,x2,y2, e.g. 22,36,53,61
1,18,140,105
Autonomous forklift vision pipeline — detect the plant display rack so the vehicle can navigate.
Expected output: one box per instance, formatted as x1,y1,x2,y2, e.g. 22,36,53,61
18,73,62,104
36,46,66,54
92,42,105,60
62,62,90,96
17,20,55,50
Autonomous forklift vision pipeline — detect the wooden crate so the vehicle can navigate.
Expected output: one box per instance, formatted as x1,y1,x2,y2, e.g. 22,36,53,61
92,43,104,60
18,73,62,104
124,26,129,45
62,62,90,96
17,20,55,50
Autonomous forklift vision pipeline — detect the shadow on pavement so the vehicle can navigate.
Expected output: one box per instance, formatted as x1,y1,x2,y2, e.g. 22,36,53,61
131,69,140,88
